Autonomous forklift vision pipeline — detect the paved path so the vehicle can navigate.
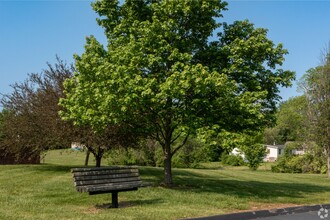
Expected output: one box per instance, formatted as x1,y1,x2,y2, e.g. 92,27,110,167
186,204,330,220
257,210,327,220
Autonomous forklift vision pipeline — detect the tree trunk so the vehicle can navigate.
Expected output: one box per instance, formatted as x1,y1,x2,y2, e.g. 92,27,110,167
163,152,173,187
161,105,175,187
92,146,104,167
328,152,330,178
84,150,90,166
95,155,102,167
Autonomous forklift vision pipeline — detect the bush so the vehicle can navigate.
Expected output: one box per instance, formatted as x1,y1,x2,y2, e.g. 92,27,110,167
221,153,245,166
242,144,267,170
271,147,327,174
106,148,139,166
0,149,40,164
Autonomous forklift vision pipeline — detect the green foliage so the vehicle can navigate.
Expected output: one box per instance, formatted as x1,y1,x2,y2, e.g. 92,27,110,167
106,138,211,169
282,142,299,157
171,138,210,168
277,96,309,142
243,144,267,170
105,139,159,167
208,131,265,170
263,127,280,145
221,153,245,166
203,144,224,162
59,0,295,185
272,143,327,174
271,155,327,174
236,132,267,170
263,96,309,145
196,20,295,126
297,51,330,177
106,148,146,166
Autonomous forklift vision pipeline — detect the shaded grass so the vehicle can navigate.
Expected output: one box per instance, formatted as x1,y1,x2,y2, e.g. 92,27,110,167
0,149,330,219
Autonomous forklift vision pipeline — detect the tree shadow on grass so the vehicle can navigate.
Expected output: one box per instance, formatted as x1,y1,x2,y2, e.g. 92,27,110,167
28,165,330,201
139,167,330,200
140,166,213,186
190,178,329,199
95,198,164,209
169,169,330,200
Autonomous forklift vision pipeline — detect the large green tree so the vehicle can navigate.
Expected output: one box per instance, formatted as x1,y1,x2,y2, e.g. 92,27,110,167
263,95,309,145
60,0,294,186
298,53,330,177
277,96,309,143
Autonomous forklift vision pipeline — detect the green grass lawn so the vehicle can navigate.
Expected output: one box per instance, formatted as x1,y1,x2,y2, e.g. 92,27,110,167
1,149,330,220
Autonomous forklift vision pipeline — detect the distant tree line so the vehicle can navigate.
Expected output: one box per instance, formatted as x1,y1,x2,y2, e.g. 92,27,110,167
266,49,330,176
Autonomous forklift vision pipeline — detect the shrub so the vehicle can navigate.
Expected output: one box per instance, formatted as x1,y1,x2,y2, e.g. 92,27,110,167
242,144,267,170
271,145,327,174
106,148,140,166
221,153,245,166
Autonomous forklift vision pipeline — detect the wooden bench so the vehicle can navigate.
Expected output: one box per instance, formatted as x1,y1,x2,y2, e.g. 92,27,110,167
71,166,142,208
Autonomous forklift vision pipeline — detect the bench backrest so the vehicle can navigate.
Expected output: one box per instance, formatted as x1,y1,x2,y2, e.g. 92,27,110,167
71,166,141,193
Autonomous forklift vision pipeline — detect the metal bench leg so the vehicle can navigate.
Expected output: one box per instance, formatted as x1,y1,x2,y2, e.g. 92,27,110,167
112,192,118,208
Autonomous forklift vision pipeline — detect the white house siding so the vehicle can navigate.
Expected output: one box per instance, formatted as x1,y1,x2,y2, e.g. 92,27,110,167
71,142,85,150
264,145,285,162
292,149,305,155
231,148,245,160
232,144,303,163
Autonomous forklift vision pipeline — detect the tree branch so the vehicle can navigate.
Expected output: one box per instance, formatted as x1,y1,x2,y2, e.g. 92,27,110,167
170,130,183,145
172,132,190,155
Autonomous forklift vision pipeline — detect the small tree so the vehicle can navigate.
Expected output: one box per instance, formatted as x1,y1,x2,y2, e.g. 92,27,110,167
0,58,135,166
0,58,75,163
243,144,267,171
219,132,266,170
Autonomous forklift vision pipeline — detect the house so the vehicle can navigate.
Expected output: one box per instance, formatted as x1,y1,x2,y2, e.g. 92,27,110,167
231,143,305,163
263,145,285,162
231,145,285,162
71,142,85,151
231,147,245,160
264,142,307,162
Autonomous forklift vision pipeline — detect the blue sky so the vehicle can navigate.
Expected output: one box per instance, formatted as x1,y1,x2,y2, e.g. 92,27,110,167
0,0,329,102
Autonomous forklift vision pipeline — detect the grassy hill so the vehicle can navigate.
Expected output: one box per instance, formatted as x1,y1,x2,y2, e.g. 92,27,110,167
1,149,330,220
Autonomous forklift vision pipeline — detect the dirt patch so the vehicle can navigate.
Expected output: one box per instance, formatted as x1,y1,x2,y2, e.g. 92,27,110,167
81,207,101,214
94,201,136,209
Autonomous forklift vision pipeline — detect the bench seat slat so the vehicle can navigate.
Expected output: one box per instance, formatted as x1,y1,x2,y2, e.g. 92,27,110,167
76,181,142,193
73,172,139,181
72,169,139,177
74,176,141,187
71,166,137,172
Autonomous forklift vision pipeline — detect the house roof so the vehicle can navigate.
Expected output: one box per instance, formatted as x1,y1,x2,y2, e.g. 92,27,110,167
264,145,285,149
